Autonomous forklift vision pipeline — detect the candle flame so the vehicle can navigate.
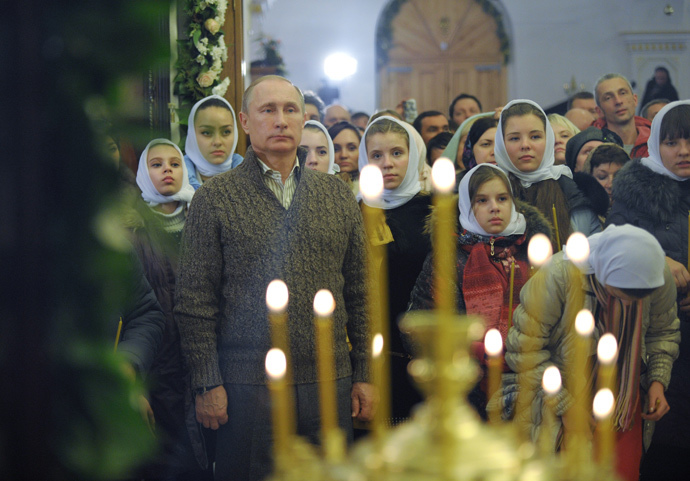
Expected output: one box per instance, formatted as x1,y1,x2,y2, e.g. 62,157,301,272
313,289,335,317
528,233,553,267
431,157,455,194
265,348,287,380
565,232,590,265
266,280,289,313
359,165,384,201
597,333,618,365
575,309,594,336
484,329,503,357
593,388,614,420
372,333,384,357
542,365,562,395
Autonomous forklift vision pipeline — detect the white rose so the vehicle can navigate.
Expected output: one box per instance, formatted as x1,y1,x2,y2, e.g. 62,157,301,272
205,18,221,35
197,70,217,88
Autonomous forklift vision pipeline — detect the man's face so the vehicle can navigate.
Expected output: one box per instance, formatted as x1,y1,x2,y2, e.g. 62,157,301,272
305,103,320,122
452,98,481,126
571,98,599,118
420,115,449,145
239,79,305,159
323,105,351,128
596,78,638,127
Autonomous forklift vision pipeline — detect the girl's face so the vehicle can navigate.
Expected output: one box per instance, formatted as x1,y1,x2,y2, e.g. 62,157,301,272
592,162,623,201
300,129,330,173
551,123,573,165
472,177,513,235
660,137,690,178
473,127,497,165
195,106,235,165
503,114,546,173
147,144,184,196
332,129,360,173
366,132,410,190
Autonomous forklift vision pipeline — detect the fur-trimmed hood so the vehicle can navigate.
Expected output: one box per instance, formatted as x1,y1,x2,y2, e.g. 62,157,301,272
424,197,554,245
611,159,684,223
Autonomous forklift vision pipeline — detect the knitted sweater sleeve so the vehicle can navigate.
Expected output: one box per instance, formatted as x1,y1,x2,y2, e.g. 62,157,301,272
342,193,371,383
644,264,681,390
174,186,225,390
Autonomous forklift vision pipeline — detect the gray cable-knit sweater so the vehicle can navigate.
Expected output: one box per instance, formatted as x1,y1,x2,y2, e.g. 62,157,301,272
175,147,370,390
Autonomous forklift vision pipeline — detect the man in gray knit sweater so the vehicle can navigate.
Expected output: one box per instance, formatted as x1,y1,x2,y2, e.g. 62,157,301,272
175,76,374,480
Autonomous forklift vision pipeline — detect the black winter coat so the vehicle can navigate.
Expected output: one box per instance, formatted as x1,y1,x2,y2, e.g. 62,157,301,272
608,159,690,451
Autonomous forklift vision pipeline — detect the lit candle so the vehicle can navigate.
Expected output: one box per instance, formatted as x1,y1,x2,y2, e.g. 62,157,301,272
541,365,562,456
313,289,344,462
371,333,385,437
593,388,615,468
266,280,295,433
431,158,457,473
527,233,553,269
551,204,561,252
484,328,503,425
507,261,515,329
597,334,618,396
266,348,291,473
359,165,391,435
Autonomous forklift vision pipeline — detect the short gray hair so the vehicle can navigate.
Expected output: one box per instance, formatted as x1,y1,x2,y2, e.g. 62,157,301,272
241,75,305,114
593,73,634,106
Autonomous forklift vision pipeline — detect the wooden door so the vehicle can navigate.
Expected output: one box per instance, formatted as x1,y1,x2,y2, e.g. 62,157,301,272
377,0,508,114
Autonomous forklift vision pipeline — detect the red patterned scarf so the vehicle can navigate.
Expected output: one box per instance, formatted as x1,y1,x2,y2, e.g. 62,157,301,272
461,234,530,341
589,275,643,431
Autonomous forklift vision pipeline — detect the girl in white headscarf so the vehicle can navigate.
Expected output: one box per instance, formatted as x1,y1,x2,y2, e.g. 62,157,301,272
495,99,601,252
607,100,690,479
300,120,339,174
500,224,679,481
184,95,243,190
129,138,208,478
136,139,195,232
357,115,433,422
408,163,553,419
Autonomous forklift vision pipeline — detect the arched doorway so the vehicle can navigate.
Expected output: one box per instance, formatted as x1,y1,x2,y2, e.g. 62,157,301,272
376,0,510,114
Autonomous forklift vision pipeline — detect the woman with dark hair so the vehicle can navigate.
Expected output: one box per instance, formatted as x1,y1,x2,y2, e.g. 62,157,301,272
449,93,482,129
358,116,433,423
581,143,630,211
461,117,499,170
607,100,690,480
494,100,601,252
184,95,243,190
328,121,362,195
640,67,679,111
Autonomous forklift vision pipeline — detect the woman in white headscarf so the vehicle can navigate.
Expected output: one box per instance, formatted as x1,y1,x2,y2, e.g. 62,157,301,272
494,99,601,252
499,224,679,481
184,95,243,190
607,100,690,479
408,163,553,419
300,120,339,174
357,115,433,423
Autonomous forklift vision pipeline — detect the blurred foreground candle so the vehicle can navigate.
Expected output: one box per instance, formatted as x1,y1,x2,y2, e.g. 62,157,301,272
485,329,503,424
266,348,291,473
313,289,344,462
431,158,457,473
597,334,618,397
371,333,385,437
527,233,553,269
507,262,516,329
593,388,615,467
266,280,295,433
359,165,390,434
551,204,561,251
541,366,562,455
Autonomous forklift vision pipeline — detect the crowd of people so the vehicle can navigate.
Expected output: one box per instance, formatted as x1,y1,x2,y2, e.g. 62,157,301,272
108,67,688,481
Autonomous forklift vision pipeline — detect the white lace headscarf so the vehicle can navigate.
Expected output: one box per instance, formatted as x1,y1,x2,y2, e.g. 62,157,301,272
304,120,339,174
136,139,195,207
358,116,422,209
494,99,572,188
185,95,239,177
458,163,526,237
640,100,690,181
